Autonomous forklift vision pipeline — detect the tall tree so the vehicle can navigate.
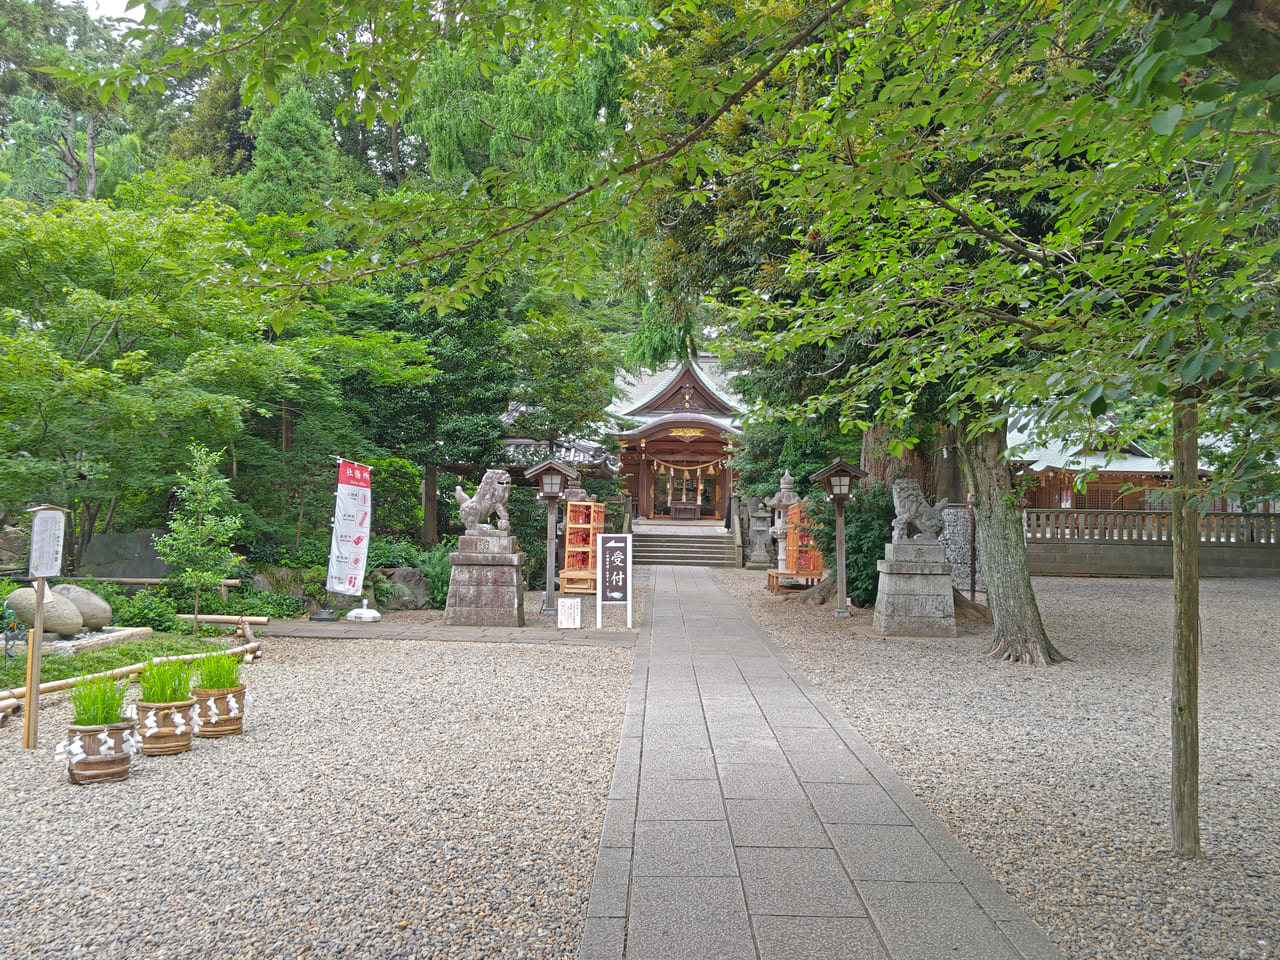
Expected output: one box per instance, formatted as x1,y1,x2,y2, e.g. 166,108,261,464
0,0,127,200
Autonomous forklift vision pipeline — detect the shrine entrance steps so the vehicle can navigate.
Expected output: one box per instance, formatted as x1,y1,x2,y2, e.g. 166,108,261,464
631,519,736,567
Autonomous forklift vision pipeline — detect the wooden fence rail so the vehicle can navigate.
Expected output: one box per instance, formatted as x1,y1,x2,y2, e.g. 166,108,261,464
1023,510,1279,545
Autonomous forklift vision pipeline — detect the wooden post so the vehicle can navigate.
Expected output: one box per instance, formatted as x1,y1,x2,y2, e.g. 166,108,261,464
833,503,850,618
1170,396,1202,858
22,578,45,749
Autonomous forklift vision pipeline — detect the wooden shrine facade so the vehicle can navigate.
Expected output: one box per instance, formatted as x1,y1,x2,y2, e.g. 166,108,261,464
614,357,742,521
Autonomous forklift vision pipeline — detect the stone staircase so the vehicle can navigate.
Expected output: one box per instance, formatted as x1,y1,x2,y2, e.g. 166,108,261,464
631,530,738,567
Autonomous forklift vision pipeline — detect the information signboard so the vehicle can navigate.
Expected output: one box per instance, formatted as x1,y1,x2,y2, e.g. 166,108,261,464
596,533,632,629
29,507,66,578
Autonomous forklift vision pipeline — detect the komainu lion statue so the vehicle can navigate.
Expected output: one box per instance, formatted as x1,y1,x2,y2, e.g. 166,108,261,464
891,478,948,542
456,469,512,534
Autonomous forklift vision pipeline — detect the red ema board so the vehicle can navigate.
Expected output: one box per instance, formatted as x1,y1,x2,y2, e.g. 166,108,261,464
561,502,605,590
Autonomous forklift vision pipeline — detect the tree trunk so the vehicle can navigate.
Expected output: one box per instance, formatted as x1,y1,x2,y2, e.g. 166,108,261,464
422,465,439,546
956,414,1064,665
57,107,81,197
281,400,293,453
192,585,201,642
83,116,97,199
1170,396,1203,858
391,121,405,186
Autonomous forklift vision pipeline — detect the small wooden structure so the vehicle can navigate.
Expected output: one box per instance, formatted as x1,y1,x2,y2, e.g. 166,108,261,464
560,501,606,595
767,504,825,593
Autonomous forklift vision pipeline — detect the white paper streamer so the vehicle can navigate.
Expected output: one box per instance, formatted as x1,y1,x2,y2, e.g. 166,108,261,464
143,710,159,737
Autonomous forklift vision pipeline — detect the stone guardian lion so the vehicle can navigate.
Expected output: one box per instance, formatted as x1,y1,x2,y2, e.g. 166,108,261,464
891,478,948,542
456,469,513,534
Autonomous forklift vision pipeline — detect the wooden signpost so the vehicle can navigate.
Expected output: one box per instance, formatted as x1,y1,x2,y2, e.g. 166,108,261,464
24,505,69,749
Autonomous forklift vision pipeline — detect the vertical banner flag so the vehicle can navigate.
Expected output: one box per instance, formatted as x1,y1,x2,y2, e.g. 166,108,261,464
326,460,372,596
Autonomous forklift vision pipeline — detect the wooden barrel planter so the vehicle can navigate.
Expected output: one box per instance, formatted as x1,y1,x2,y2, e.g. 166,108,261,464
136,697,198,755
192,685,247,738
64,721,136,784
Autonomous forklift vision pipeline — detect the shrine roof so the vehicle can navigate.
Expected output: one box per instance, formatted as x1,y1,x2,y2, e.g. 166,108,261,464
1008,427,1192,475
611,354,743,422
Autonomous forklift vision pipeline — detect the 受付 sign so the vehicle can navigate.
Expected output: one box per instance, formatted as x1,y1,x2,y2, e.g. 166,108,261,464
596,533,632,629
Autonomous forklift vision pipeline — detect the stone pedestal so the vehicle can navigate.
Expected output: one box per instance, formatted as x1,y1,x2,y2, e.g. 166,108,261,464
872,542,956,637
444,533,527,627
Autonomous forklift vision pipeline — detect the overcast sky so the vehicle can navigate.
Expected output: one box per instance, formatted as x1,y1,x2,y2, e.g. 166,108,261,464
87,0,140,21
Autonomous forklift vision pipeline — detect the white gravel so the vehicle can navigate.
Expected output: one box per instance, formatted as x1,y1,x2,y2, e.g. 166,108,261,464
1,637,632,959
716,568,1280,960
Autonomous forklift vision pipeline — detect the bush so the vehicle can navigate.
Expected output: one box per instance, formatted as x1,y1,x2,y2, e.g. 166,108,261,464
227,588,306,619
113,589,182,633
807,482,895,608
415,540,454,610
366,537,424,569
369,457,424,537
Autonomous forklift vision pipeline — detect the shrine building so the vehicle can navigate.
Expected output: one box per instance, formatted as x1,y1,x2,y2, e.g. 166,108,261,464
610,354,743,521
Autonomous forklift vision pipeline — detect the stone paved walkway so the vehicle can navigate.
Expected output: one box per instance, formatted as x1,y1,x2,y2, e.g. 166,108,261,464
578,565,1062,960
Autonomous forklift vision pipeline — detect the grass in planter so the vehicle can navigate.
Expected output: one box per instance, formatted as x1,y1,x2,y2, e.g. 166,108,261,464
194,653,241,690
138,659,194,704
0,637,220,691
71,675,129,726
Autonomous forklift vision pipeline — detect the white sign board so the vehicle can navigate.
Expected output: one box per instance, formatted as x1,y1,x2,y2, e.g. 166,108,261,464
29,509,66,579
557,597,581,629
326,460,373,596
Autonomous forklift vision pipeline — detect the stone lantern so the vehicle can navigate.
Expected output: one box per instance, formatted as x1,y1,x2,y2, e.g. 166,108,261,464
764,470,801,572
526,460,579,615
810,459,867,619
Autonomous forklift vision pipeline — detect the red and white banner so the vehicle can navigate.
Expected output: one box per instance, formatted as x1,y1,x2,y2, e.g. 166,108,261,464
326,459,372,596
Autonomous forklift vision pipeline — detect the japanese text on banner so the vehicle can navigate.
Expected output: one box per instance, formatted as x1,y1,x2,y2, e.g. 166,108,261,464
326,460,372,596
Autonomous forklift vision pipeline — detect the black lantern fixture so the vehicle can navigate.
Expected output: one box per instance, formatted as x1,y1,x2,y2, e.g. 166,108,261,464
810,458,868,618
526,460,579,615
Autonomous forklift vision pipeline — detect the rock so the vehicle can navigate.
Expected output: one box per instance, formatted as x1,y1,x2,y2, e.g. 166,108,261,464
52,583,113,630
381,567,431,610
5,587,84,637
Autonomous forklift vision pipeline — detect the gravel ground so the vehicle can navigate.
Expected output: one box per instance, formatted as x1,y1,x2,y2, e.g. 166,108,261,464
1,637,632,959
716,568,1280,960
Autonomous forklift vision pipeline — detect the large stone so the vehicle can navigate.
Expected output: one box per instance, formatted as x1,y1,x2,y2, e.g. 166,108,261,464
52,583,113,630
381,567,430,611
5,587,84,638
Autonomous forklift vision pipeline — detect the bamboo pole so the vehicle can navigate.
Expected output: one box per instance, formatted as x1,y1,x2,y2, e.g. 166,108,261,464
177,615,269,625
22,578,45,748
0,641,260,705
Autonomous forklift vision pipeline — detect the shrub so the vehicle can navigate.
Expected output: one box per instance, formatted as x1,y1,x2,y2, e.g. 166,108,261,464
71,676,129,726
415,540,454,609
195,652,241,690
113,589,182,633
138,659,193,703
807,482,895,608
366,537,425,569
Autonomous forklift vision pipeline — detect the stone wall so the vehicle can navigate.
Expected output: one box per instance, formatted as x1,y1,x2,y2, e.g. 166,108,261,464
1026,541,1280,578
78,530,168,579
942,507,984,593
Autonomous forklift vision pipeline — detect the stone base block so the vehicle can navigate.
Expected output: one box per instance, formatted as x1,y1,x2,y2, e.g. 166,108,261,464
872,543,956,637
445,552,527,627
